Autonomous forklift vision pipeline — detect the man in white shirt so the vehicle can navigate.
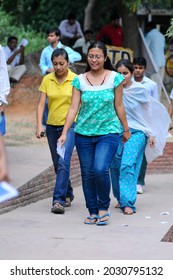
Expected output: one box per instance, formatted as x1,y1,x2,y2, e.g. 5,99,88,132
145,21,166,99
133,56,159,194
3,36,27,83
0,45,10,135
73,29,93,62
59,12,83,47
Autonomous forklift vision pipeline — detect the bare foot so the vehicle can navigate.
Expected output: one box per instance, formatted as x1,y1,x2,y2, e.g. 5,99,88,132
115,203,120,208
123,207,134,215
84,215,98,224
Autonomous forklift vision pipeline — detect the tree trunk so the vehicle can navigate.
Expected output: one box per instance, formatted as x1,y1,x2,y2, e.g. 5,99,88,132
84,0,97,30
121,9,140,57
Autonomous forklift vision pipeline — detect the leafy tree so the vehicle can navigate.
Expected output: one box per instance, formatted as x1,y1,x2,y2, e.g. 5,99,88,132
0,7,47,54
1,0,173,56
166,18,173,38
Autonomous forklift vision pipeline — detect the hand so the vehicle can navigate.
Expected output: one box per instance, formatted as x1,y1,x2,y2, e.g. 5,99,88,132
122,131,131,143
149,136,156,148
36,129,45,139
58,134,66,146
19,45,25,52
16,46,24,54
0,104,4,113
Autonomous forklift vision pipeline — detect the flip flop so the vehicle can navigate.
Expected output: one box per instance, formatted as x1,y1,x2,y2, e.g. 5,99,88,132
84,215,98,225
96,212,111,226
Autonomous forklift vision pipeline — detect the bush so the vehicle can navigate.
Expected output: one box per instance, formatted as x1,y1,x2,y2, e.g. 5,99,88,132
0,8,47,54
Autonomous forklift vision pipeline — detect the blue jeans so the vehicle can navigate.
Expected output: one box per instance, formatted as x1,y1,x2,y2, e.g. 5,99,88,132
46,123,75,205
75,133,121,215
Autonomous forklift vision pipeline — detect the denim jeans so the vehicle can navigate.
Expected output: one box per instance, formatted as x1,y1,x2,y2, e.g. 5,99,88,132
75,133,121,215
46,123,75,205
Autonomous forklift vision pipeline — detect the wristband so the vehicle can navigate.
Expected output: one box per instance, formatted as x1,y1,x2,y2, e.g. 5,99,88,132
124,129,130,132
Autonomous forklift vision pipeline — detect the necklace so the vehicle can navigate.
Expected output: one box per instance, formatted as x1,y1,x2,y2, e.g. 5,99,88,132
86,71,108,86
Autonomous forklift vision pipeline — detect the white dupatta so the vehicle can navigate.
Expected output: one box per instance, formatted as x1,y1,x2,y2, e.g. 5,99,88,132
123,81,171,163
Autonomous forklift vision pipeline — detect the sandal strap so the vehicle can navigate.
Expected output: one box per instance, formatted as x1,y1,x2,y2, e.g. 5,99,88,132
53,202,64,209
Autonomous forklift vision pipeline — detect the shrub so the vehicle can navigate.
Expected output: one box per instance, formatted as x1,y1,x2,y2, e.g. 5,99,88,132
0,8,47,54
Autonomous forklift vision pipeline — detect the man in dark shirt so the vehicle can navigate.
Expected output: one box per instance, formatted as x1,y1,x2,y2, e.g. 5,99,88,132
96,14,123,47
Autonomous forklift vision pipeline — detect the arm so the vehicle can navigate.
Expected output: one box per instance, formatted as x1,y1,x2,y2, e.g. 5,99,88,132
58,87,81,145
19,46,25,65
36,92,47,138
6,47,24,65
152,83,159,101
65,46,82,63
76,21,83,37
96,27,105,41
0,135,9,182
0,46,10,110
39,49,54,75
59,21,74,38
114,82,131,142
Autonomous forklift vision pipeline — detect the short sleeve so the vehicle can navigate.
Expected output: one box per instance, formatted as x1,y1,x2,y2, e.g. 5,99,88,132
113,72,124,88
71,76,81,90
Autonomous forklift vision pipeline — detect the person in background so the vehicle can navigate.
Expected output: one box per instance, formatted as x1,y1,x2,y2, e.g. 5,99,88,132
58,41,130,225
0,44,10,135
96,13,123,47
73,29,94,62
59,12,83,47
110,59,170,215
168,88,173,127
39,27,82,130
36,48,77,214
39,27,82,75
0,45,10,183
145,21,166,99
133,56,159,194
3,36,26,84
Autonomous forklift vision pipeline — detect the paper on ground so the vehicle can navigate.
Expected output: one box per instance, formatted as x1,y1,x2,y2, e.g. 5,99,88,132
56,142,65,159
0,181,18,203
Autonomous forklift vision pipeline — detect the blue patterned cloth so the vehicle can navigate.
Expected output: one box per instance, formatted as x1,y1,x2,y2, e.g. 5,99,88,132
111,129,147,212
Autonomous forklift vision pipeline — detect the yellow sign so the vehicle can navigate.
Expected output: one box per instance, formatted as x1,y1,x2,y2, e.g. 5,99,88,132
106,45,134,65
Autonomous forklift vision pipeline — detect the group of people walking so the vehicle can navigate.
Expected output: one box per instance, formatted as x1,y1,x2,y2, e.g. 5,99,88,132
36,40,170,226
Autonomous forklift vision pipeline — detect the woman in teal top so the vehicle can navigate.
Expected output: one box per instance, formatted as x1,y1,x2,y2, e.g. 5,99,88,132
58,41,130,225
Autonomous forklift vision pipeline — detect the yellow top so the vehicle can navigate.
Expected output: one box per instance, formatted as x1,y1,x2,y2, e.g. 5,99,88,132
39,69,77,126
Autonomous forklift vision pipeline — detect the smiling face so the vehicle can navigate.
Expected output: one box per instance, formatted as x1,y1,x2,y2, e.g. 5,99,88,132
87,47,106,70
116,64,133,87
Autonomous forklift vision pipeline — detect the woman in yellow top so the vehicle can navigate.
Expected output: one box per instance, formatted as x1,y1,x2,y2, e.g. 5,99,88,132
36,48,76,214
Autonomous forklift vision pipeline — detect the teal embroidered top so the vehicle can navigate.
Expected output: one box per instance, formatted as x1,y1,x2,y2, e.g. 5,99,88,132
72,71,124,136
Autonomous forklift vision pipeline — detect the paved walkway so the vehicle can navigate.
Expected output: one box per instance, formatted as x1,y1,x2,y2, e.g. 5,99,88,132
0,145,173,260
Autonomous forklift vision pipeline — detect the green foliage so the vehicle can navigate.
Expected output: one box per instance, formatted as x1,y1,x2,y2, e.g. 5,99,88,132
0,7,47,54
0,0,88,32
166,18,173,38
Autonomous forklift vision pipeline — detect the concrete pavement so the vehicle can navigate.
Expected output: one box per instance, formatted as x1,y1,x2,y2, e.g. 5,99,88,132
6,144,52,188
0,143,173,260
